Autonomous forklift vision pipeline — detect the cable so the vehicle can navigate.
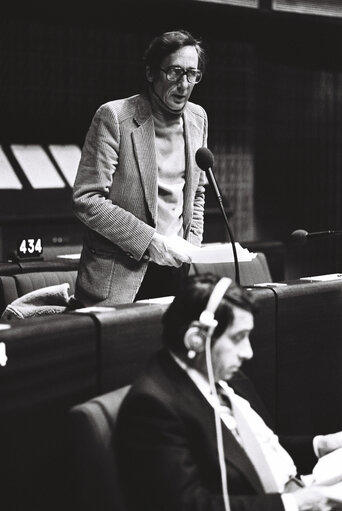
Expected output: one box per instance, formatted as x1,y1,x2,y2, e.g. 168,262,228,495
205,330,231,511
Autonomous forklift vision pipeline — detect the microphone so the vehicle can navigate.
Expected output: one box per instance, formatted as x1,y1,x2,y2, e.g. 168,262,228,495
290,229,342,245
195,147,240,286
195,148,222,201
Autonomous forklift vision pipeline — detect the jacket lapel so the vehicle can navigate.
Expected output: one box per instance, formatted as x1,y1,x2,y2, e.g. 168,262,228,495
132,95,158,226
221,419,265,493
182,108,203,238
159,351,265,494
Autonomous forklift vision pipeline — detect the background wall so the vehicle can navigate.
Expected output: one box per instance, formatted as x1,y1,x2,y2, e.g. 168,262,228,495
1,0,342,276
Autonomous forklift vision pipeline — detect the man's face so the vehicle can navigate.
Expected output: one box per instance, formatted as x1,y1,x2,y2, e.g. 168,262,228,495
147,45,199,111
211,306,254,381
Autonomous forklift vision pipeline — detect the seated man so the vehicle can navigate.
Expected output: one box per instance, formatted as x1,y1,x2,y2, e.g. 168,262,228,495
117,273,342,511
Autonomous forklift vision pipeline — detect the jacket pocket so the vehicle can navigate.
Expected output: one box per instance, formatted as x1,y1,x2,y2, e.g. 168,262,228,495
76,244,116,302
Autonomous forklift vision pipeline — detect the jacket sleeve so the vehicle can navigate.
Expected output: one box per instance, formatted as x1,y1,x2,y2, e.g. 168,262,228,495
117,392,285,511
72,103,155,260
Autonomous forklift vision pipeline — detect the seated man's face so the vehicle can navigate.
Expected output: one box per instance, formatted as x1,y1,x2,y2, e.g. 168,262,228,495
210,305,254,381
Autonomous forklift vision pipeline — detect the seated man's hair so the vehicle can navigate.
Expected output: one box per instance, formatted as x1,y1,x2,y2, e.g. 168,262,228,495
162,273,256,356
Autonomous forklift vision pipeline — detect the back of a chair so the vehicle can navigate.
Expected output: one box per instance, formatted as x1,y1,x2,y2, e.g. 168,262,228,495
0,270,77,314
190,252,272,285
0,262,21,275
0,276,17,312
14,270,77,296
69,385,131,511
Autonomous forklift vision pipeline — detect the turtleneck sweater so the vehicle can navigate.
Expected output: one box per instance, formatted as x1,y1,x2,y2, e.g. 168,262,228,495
149,87,186,237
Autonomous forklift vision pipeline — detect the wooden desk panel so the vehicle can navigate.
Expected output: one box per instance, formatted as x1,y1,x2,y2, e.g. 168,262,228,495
243,286,277,427
88,303,168,394
0,313,98,511
272,280,342,435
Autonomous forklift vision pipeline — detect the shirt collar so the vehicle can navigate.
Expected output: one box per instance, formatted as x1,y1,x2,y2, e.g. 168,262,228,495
170,351,233,406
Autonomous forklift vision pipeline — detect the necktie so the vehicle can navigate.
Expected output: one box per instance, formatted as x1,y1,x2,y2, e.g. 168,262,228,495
216,384,279,493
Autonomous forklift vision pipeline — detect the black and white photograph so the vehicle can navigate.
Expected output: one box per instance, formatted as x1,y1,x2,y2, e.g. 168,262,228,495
1,1,342,510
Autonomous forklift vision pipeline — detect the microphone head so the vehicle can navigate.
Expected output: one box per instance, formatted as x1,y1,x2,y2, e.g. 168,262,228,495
195,147,214,171
289,229,309,245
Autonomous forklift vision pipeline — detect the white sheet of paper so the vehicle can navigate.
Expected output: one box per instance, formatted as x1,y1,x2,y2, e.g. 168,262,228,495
317,481,342,503
300,273,342,282
137,296,174,305
57,253,81,260
312,447,342,486
74,306,116,313
188,242,257,264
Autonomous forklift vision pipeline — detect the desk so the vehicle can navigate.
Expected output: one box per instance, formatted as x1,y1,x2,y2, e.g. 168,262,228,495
1,279,342,511
268,279,342,435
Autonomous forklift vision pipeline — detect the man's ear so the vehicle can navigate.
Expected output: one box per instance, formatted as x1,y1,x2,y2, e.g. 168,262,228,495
145,66,154,83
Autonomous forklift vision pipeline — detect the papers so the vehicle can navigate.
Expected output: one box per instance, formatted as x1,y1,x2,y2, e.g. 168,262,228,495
253,283,287,287
57,253,81,260
74,306,116,313
0,342,8,366
301,448,342,502
318,482,342,503
312,447,342,486
191,242,257,264
137,296,175,305
300,273,342,282
169,238,256,264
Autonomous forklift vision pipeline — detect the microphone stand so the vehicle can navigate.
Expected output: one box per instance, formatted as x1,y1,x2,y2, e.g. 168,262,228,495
206,167,241,286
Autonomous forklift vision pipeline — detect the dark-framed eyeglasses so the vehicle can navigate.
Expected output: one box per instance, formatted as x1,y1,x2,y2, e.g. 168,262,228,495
160,66,202,84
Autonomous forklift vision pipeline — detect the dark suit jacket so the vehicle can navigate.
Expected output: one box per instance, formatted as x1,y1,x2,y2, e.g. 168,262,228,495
117,350,317,511
72,93,207,306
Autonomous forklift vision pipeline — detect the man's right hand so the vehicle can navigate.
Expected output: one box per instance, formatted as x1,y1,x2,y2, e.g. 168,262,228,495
147,233,192,267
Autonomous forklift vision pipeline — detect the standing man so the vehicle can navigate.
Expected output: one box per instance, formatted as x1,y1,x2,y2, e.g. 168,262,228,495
72,30,207,306
117,273,342,511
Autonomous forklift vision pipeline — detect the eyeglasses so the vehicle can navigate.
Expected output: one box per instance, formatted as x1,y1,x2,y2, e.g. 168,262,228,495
160,66,202,84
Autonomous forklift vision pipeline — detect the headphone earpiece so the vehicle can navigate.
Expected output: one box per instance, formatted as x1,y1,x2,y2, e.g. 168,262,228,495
183,321,209,357
183,277,232,359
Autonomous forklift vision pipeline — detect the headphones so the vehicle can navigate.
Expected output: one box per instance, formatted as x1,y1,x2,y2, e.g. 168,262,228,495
184,277,232,359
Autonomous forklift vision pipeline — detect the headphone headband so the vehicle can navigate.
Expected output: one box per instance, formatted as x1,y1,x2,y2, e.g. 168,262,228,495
199,277,232,327
184,277,233,358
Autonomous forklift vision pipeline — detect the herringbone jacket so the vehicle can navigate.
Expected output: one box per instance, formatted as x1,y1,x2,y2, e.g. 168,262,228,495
72,93,208,305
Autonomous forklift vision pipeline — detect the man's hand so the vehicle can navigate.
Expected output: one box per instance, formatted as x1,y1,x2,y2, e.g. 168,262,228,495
293,485,342,510
316,432,342,458
147,233,192,267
